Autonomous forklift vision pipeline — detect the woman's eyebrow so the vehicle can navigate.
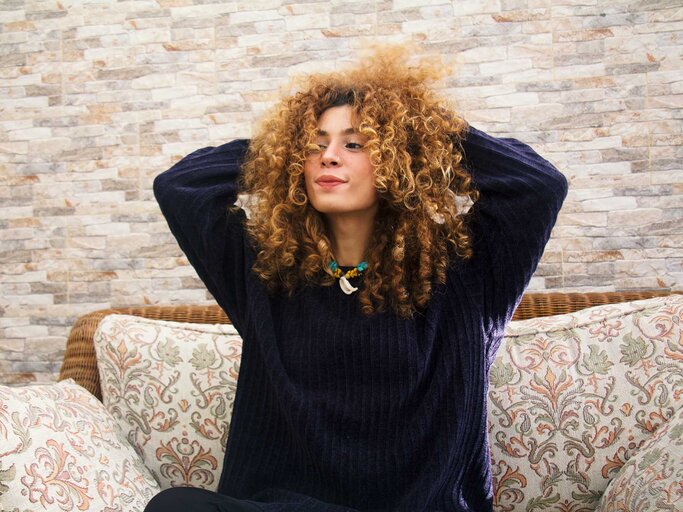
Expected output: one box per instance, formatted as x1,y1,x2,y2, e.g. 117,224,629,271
316,127,357,136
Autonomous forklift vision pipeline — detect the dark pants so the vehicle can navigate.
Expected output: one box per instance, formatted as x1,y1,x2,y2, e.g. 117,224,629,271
144,487,264,512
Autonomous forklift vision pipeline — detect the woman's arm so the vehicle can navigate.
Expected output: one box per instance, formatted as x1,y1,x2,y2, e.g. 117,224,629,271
153,139,252,332
460,127,568,348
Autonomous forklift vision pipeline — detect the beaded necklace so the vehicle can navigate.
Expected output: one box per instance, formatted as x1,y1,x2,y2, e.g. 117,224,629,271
328,260,368,295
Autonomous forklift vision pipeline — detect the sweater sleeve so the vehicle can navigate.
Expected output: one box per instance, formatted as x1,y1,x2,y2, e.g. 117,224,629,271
153,139,252,332
460,126,568,344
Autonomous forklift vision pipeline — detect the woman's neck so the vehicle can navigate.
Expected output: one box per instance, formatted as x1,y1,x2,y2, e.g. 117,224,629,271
326,211,375,266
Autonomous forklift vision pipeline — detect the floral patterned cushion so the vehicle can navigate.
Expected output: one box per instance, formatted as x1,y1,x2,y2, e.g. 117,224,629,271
596,405,683,511
488,295,683,511
93,314,242,491
0,379,159,512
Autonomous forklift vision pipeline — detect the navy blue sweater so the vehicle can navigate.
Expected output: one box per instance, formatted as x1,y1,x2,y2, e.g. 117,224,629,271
153,127,568,511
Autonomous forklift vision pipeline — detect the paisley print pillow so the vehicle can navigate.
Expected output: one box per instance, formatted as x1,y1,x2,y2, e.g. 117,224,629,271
596,405,683,511
488,295,683,511
93,314,243,491
0,379,159,512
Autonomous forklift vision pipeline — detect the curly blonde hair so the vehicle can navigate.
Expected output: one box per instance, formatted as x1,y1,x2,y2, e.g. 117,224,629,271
240,47,478,317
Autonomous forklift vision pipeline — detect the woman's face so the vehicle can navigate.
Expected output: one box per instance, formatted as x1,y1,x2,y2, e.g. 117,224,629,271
303,105,378,222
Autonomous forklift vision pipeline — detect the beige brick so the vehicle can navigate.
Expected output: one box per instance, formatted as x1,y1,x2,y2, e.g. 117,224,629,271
448,0,501,14
0,339,25,354
84,223,131,236
9,128,52,141
458,45,509,63
463,108,511,123
25,337,65,355
480,58,533,75
553,63,606,79
563,212,608,227
581,196,639,212
105,233,151,251
568,161,633,175
486,92,539,107
4,294,54,306
170,4,236,18
236,0,280,8
607,208,664,226
230,9,281,23
510,103,563,124
131,73,177,89
0,9,25,23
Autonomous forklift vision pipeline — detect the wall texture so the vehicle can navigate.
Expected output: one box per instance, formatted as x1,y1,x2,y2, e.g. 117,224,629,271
1,0,681,385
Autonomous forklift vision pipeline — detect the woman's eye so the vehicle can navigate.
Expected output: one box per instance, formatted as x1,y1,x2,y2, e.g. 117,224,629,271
346,142,364,150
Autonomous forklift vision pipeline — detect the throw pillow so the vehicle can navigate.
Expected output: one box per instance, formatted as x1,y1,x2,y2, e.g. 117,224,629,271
0,379,160,512
596,405,683,511
93,314,243,491
488,294,683,510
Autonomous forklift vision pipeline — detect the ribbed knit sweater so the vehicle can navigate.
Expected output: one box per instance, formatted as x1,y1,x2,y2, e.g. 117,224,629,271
153,126,568,512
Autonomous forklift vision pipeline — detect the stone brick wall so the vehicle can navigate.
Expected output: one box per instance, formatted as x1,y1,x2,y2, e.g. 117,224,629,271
1,0,681,385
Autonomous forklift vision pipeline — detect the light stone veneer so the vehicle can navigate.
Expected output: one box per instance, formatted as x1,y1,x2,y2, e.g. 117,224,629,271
0,0,681,385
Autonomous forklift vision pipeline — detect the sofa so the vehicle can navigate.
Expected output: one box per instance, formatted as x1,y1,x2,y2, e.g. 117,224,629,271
0,290,680,511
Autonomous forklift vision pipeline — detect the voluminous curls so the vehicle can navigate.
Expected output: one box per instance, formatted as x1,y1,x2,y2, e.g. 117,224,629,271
240,47,478,317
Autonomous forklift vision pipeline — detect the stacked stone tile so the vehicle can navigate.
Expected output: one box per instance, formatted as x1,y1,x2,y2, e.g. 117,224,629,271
0,0,681,385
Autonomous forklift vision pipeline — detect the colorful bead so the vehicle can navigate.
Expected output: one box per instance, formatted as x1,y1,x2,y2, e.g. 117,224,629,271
328,260,368,294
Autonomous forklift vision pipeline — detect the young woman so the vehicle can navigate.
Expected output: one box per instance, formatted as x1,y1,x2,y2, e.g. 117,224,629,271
145,49,568,512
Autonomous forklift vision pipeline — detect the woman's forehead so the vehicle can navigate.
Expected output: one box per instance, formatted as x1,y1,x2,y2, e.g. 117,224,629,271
317,105,363,132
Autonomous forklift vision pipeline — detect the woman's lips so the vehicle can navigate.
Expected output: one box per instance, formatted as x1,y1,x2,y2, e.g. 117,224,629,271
315,175,346,188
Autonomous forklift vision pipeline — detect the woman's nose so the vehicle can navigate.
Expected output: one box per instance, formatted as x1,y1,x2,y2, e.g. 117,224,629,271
321,144,340,167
